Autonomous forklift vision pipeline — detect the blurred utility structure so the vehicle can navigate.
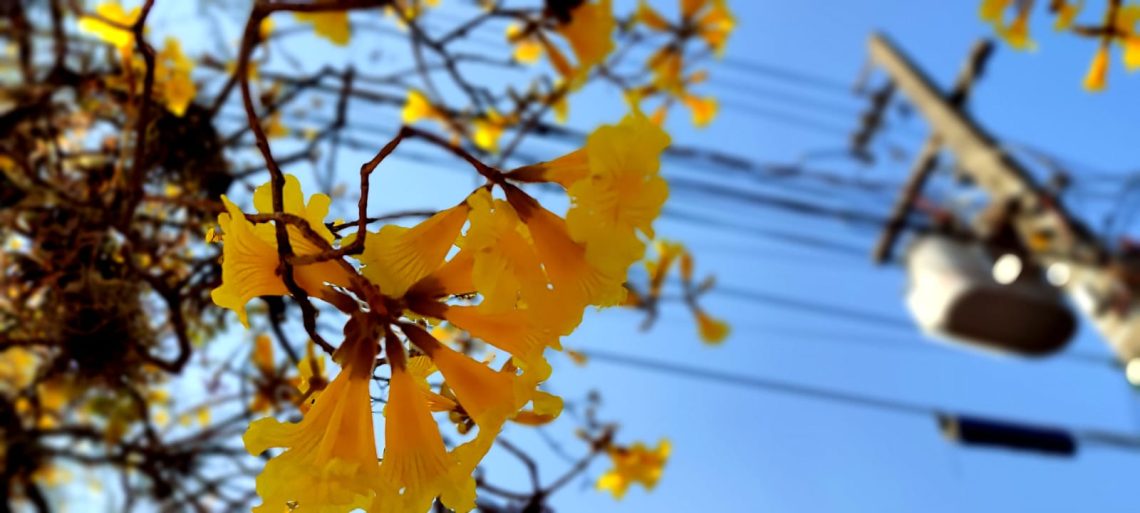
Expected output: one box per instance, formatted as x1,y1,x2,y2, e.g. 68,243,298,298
861,33,1140,368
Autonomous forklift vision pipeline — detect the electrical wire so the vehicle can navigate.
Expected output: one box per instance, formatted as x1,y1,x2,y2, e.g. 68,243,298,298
577,348,1140,454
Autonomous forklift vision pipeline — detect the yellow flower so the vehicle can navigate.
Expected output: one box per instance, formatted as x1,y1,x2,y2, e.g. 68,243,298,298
1118,5,1140,70
1084,44,1110,92
78,2,140,49
462,189,547,312
695,0,735,56
0,347,38,394
348,203,469,298
244,333,381,513
554,0,616,83
406,249,476,299
436,304,560,379
507,24,544,63
596,439,671,500
636,0,672,31
682,94,717,127
294,9,351,46
373,348,474,513
403,323,541,431
402,89,439,124
979,0,1014,25
253,333,276,375
1054,1,1083,31
1126,37,1140,70
506,184,637,311
156,38,196,116
264,112,289,139
563,112,670,252
681,0,710,19
649,47,685,95
260,17,275,40
472,110,511,152
510,389,563,426
506,147,590,189
210,175,351,327
1000,9,1035,50
695,309,730,344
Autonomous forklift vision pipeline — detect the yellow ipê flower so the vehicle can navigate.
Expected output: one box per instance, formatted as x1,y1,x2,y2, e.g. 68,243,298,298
210,175,351,327
402,89,441,124
979,0,1014,25
979,0,1035,50
506,24,544,63
1116,4,1140,70
636,0,672,31
0,346,38,395
682,93,718,127
462,189,548,313
695,0,735,56
563,112,670,252
373,338,475,513
347,202,469,299
1054,0,1083,31
245,333,381,513
596,439,671,500
155,37,196,117
695,308,730,344
552,0,616,84
294,9,351,46
472,109,514,152
1084,44,1110,92
507,184,638,311
78,2,140,50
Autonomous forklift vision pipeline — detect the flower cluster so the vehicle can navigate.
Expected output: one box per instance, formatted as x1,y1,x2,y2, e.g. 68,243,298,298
80,2,197,116
981,0,1140,91
632,0,736,127
596,439,672,500
210,111,670,512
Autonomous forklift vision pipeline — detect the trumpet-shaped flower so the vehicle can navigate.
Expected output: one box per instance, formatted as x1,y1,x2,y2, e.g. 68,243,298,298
211,175,351,327
402,89,442,124
462,189,547,312
348,203,469,298
374,348,474,513
1084,44,1110,92
243,334,381,513
403,324,539,430
596,439,671,500
555,0,615,83
695,308,730,344
564,112,669,245
506,185,637,310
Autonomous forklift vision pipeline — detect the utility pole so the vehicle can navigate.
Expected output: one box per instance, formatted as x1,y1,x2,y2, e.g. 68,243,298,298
866,33,1140,364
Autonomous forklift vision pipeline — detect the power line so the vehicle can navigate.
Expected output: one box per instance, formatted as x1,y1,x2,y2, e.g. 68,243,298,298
579,348,1140,455
662,207,868,258
711,283,915,331
721,57,860,96
581,347,930,415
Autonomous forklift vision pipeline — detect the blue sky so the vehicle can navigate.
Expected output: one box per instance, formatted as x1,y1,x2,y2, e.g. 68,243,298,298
131,1,1140,512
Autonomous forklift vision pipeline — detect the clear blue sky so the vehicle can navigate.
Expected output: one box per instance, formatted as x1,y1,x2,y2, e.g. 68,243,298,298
138,1,1140,512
